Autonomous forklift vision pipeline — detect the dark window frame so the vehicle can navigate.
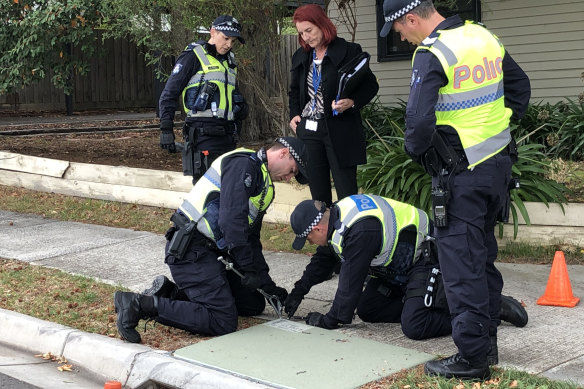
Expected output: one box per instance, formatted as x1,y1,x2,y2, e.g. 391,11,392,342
376,0,482,62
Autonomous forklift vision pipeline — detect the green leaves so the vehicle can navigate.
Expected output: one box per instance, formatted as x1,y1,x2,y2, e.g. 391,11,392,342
0,0,103,95
358,101,571,239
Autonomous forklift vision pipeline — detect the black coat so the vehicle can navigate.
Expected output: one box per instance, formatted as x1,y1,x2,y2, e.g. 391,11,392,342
289,37,379,167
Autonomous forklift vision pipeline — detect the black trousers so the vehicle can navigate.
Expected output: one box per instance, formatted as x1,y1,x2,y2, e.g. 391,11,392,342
156,241,265,336
433,152,511,360
356,261,452,340
296,118,357,206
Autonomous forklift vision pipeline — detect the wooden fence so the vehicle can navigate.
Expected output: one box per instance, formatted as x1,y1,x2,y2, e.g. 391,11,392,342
0,35,300,113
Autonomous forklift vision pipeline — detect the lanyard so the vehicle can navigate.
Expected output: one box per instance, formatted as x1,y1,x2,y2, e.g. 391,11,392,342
311,50,323,112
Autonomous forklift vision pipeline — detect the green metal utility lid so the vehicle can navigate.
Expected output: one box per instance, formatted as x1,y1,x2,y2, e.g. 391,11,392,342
174,319,434,389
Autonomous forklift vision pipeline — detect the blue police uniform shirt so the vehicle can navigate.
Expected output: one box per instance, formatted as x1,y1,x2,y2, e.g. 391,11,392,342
404,15,531,163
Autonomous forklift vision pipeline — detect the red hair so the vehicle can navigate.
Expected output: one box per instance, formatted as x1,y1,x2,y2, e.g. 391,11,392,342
293,5,337,52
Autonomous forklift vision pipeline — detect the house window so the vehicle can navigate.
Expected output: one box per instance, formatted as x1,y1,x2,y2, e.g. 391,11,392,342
376,0,481,62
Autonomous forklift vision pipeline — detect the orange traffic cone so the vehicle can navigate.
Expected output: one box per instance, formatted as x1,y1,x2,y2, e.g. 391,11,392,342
104,381,122,389
537,251,580,307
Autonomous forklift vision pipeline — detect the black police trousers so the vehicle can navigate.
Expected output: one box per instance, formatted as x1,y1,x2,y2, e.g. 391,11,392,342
154,241,265,336
182,121,237,179
356,260,452,340
432,152,512,360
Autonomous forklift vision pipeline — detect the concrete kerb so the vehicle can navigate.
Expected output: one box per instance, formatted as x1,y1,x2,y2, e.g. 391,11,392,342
0,308,270,389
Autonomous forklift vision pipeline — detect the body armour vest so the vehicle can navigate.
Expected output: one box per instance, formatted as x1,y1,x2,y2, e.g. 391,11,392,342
330,195,430,268
414,21,513,168
182,43,237,121
178,149,274,242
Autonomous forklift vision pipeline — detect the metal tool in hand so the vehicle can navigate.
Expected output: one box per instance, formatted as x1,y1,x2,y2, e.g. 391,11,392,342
217,256,284,319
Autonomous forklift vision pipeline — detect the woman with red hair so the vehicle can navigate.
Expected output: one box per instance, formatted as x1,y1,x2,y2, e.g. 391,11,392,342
289,4,379,208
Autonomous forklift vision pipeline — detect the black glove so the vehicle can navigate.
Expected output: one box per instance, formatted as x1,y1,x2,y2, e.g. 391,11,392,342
284,289,304,319
241,268,262,290
305,312,337,329
160,120,176,153
262,284,288,304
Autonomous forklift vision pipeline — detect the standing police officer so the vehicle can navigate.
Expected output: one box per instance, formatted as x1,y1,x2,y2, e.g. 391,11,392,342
284,196,527,341
159,15,249,182
380,0,531,380
114,137,308,343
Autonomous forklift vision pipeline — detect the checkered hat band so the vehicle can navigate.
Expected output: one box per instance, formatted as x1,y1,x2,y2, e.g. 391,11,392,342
213,25,240,33
385,0,421,22
297,212,323,238
278,138,306,169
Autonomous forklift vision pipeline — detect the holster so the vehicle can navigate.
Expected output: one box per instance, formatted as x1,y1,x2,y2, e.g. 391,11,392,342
167,212,197,260
421,131,467,177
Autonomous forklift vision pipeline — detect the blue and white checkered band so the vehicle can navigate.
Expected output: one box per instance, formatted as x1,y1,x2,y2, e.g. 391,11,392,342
212,24,241,34
296,211,324,238
385,0,421,22
277,138,306,169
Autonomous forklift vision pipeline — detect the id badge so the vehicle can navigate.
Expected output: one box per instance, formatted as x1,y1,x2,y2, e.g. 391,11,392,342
306,119,318,132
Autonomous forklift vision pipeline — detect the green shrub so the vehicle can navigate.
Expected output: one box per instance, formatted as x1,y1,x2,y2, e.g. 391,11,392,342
515,98,584,161
359,101,570,238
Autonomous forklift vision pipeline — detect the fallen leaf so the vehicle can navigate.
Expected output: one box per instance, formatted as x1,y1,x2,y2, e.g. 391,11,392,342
509,380,518,387
58,364,73,371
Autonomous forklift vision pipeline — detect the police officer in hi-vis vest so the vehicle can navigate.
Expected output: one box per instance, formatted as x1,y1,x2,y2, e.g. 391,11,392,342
114,137,308,343
285,196,527,343
159,15,249,182
380,0,531,380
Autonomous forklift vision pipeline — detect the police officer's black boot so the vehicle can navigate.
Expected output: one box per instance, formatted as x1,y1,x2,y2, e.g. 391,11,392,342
500,295,528,327
424,353,491,380
487,328,498,365
142,275,177,298
113,291,158,343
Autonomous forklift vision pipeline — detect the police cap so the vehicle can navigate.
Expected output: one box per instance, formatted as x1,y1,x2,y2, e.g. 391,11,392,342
379,0,422,37
290,200,327,250
212,15,245,44
275,137,309,185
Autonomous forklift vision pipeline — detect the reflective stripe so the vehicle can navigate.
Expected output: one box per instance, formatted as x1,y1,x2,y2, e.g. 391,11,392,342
193,45,212,67
179,200,201,222
432,39,458,67
331,195,413,267
413,209,429,262
203,167,222,188
436,80,504,111
465,126,510,166
187,108,230,119
371,197,398,266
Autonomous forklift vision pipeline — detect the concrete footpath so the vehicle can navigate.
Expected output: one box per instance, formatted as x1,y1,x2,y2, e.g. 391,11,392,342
0,209,583,388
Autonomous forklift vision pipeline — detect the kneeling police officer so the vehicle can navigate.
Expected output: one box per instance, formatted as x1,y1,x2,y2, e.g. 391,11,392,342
114,137,308,343
285,195,528,359
159,15,249,182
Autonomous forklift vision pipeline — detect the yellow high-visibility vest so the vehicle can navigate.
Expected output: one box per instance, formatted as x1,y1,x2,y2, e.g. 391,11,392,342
414,21,512,168
182,44,237,121
330,194,429,267
178,149,274,242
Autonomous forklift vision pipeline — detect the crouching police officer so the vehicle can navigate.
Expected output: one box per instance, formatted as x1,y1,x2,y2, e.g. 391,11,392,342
114,137,309,343
159,15,249,182
284,195,528,351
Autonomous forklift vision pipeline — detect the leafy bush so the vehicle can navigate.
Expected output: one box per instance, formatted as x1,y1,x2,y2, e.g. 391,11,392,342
358,101,570,238
515,98,584,161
